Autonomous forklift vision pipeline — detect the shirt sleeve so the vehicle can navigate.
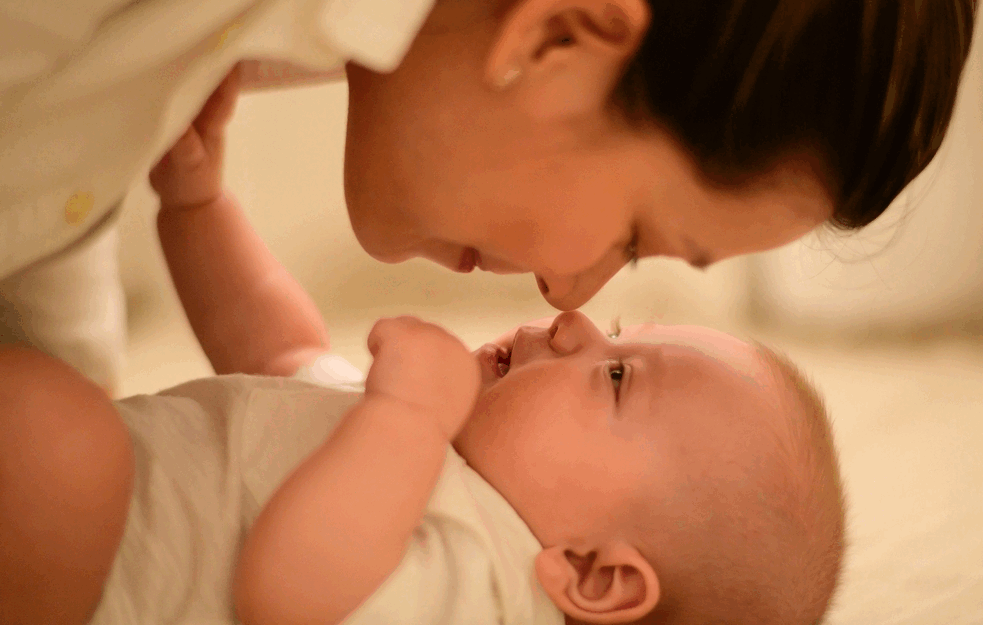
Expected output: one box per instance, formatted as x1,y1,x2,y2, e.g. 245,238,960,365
344,517,504,625
0,0,128,86
292,353,365,389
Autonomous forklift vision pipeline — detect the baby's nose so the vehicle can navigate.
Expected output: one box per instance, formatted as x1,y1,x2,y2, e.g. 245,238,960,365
549,311,595,355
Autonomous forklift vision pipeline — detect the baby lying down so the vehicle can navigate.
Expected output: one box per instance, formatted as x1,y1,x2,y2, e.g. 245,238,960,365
90,311,844,625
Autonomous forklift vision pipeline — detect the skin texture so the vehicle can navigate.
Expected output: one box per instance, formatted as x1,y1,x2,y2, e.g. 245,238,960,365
344,0,834,309
457,311,787,621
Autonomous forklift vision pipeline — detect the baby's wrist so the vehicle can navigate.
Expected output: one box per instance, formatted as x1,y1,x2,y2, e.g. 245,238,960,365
360,391,455,444
157,190,226,214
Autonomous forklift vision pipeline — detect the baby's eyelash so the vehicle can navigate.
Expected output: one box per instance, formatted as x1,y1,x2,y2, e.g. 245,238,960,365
609,361,625,399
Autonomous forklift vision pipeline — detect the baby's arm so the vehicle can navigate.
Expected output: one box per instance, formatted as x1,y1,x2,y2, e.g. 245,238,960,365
150,65,328,377
234,317,481,625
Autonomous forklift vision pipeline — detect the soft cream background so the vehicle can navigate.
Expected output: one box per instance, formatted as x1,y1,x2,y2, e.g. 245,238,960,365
115,13,983,623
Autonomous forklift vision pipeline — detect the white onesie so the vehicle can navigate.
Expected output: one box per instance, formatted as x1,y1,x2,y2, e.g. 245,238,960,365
90,362,564,625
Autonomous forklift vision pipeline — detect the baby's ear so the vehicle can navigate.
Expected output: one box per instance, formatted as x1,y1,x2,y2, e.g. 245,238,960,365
534,542,659,624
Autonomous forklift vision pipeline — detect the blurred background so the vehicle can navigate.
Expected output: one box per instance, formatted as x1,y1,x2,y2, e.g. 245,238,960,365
116,12,983,624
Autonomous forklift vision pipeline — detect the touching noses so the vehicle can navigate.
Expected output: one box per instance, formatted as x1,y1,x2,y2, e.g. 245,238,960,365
549,311,600,356
536,259,624,311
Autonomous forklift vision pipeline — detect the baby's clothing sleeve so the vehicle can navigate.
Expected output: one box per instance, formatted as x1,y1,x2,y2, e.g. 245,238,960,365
292,352,365,389
345,503,502,624
343,451,566,625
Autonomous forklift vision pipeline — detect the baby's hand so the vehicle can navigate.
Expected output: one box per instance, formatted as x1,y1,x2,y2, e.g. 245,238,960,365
364,317,481,440
149,64,241,210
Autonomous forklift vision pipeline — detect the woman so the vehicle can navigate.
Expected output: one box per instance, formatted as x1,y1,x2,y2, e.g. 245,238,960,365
0,0,977,623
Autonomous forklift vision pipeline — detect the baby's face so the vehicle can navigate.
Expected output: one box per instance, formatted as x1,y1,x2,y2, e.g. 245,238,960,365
454,311,784,547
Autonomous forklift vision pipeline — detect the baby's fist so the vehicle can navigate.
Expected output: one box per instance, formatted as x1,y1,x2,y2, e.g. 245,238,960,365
149,65,240,210
365,317,480,440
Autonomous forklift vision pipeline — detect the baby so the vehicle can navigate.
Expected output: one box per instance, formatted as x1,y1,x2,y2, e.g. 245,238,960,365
85,311,844,625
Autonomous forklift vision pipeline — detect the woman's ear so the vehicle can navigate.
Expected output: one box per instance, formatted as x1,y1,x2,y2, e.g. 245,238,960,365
484,0,650,119
535,541,660,624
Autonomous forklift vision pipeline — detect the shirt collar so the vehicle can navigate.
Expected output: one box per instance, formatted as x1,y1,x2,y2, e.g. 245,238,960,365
319,0,436,72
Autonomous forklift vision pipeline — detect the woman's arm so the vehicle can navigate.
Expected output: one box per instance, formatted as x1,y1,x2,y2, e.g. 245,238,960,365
151,66,328,376
234,317,481,625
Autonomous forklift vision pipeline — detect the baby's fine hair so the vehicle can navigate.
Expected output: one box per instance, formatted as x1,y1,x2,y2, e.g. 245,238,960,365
632,343,845,625
614,0,979,231
753,344,846,624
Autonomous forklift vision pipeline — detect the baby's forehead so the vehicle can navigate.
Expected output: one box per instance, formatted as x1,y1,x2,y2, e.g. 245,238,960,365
618,324,758,369
616,324,788,415
620,322,738,341
620,330,800,470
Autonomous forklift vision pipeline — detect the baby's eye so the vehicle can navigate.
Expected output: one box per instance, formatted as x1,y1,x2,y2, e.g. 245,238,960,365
608,362,625,398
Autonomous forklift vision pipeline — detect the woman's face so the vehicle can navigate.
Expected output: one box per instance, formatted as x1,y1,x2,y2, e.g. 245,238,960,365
343,0,834,311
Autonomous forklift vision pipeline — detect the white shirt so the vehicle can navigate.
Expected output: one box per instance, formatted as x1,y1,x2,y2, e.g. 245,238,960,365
0,0,434,277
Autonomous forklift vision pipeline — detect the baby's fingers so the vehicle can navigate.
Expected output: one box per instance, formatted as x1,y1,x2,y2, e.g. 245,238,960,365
154,127,207,172
193,64,242,139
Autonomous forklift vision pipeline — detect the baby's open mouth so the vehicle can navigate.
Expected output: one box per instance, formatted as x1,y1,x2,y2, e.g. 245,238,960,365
496,346,511,377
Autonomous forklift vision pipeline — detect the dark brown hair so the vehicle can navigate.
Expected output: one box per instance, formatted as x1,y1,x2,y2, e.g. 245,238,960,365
615,0,979,229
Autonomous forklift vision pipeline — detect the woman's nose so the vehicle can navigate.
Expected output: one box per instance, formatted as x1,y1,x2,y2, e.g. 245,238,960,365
549,310,599,355
536,275,598,311
536,261,622,311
